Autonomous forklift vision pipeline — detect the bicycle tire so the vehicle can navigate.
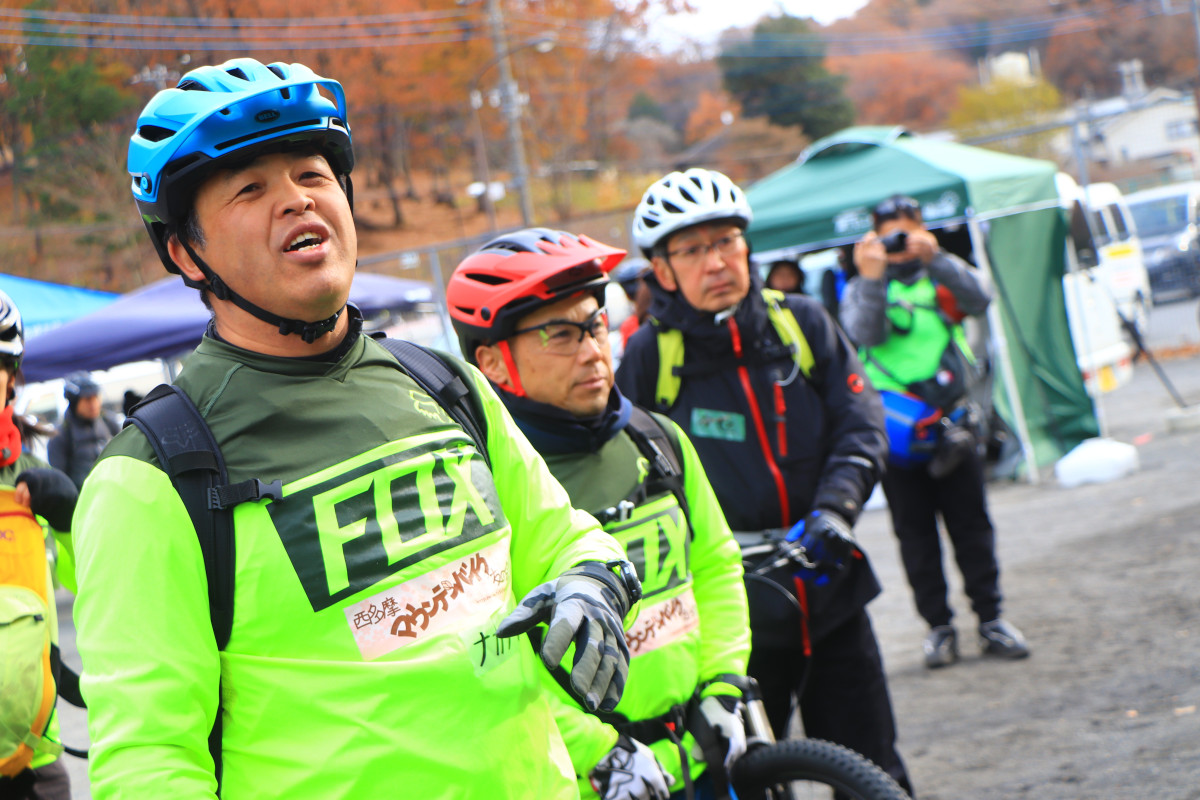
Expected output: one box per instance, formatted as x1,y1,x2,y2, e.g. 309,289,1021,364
732,738,910,800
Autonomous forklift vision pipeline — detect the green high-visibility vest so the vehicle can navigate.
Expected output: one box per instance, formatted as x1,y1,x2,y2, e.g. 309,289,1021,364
860,277,973,394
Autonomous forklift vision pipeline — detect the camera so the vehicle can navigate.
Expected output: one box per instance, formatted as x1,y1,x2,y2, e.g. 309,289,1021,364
880,230,908,254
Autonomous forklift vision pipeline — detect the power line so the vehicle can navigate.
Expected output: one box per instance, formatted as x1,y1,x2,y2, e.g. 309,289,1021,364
0,4,1171,56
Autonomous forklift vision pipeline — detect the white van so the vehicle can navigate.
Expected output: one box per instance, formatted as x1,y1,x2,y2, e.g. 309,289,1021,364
1056,174,1140,394
1081,182,1152,329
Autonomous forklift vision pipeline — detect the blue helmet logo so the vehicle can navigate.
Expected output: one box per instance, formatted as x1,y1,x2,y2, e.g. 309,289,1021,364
255,109,280,123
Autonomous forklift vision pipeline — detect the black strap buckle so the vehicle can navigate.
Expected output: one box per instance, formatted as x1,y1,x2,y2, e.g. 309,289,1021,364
208,478,284,511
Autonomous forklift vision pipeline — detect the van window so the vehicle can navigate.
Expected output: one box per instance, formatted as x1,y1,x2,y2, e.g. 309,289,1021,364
1069,201,1098,269
1108,205,1130,241
1089,209,1112,247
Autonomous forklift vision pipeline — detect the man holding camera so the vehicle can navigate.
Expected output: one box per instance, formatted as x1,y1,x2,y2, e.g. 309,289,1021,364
842,195,1030,670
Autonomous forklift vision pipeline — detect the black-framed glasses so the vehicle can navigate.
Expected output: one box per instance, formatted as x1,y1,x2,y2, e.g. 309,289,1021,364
665,232,745,266
511,307,609,356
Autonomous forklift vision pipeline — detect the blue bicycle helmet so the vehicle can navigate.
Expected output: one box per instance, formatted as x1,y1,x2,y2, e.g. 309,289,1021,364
127,58,355,343
128,57,354,277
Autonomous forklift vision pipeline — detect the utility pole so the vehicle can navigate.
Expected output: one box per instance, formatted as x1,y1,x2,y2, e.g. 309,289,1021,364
1071,94,1093,188
486,0,535,227
1191,0,1200,147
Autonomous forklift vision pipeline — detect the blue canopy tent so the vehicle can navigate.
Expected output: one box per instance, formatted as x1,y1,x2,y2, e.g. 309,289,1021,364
0,274,118,338
22,272,437,382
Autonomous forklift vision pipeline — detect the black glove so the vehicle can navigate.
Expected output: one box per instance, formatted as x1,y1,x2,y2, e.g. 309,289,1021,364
16,467,78,532
795,509,855,581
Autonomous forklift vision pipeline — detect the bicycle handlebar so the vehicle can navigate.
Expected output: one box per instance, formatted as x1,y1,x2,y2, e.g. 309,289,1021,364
732,527,817,577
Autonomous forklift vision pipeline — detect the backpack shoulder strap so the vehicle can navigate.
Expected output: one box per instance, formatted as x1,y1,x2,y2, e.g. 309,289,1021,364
652,291,814,410
624,405,691,531
761,288,814,380
653,324,684,411
126,382,273,790
126,384,240,652
377,339,490,469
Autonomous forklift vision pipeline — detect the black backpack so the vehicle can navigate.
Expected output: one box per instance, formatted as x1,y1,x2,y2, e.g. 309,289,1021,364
594,405,690,529
123,339,488,792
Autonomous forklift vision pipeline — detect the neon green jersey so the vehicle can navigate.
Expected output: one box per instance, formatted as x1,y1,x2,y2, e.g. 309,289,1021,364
539,416,749,794
73,333,626,800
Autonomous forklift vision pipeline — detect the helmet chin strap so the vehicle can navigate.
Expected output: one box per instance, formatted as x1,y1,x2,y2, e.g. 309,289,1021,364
495,340,527,397
180,238,342,344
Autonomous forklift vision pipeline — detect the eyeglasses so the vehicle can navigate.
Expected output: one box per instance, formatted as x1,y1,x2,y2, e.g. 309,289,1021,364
511,307,609,356
665,232,745,265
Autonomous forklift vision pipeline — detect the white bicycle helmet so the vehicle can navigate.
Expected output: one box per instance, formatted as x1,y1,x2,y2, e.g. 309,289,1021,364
0,289,24,368
631,168,753,257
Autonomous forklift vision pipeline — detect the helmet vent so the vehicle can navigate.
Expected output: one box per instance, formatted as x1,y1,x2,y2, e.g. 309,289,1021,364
215,119,321,150
464,272,508,286
163,152,202,177
226,67,249,81
267,64,287,80
662,200,682,215
138,125,176,143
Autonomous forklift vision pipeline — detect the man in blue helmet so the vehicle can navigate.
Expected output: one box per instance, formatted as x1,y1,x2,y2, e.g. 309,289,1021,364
71,58,639,800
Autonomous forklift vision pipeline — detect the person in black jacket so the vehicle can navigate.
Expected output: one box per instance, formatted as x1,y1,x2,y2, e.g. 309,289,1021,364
48,371,120,489
616,168,911,794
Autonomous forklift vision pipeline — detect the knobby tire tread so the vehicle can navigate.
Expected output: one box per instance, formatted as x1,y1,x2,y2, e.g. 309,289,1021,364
733,738,910,800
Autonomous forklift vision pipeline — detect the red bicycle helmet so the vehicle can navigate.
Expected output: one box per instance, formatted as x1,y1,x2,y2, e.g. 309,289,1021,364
448,228,625,359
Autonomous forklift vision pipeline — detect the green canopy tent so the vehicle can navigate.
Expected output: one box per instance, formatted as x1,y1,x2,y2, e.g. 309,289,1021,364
745,126,1099,478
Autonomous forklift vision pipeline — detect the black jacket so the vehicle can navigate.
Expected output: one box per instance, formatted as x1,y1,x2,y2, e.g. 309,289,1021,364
615,276,887,642
48,407,120,489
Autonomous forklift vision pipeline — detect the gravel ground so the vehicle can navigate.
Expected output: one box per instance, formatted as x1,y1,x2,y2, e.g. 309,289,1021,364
856,349,1200,800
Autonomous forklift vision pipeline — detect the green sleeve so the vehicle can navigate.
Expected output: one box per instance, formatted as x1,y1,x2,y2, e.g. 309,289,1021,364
73,455,221,800
50,528,76,595
671,419,751,681
542,674,619,792
468,366,629,601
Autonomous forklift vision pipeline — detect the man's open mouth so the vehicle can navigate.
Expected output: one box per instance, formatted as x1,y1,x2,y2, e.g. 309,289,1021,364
286,232,324,252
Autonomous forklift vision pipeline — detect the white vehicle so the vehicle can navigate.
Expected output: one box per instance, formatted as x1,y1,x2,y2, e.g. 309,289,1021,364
1056,174,1141,394
1124,181,1200,304
1081,181,1151,328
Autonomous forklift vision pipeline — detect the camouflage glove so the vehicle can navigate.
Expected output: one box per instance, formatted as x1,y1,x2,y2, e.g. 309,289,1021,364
496,561,633,712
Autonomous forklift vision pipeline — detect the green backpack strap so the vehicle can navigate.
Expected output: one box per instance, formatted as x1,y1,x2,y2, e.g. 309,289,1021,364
654,324,685,410
653,289,813,409
761,288,814,380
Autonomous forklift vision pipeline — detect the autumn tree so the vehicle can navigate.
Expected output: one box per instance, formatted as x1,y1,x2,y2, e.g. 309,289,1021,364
1042,0,1198,99
946,76,1063,159
684,90,738,146
717,14,855,140
828,51,974,130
